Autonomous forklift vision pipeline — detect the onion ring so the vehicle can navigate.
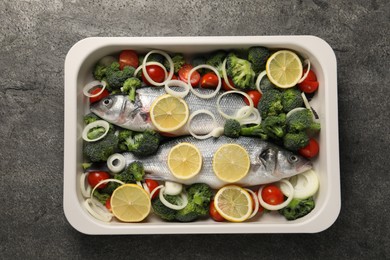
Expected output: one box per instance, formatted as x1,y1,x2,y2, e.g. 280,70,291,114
82,120,110,142
159,187,188,210
164,80,190,98
80,172,91,198
297,59,311,84
133,61,168,79
107,153,126,173
216,90,254,120
187,109,218,139
188,64,222,99
221,58,236,90
255,70,267,94
83,80,107,98
257,180,294,211
245,188,260,219
84,198,113,222
142,50,174,86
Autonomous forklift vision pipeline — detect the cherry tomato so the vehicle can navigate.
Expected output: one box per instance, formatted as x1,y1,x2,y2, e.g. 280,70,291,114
171,74,178,80
298,69,319,94
145,179,160,199
119,50,139,70
87,171,110,189
209,200,225,222
178,64,200,87
142,65,166,86
261,184,284,205
222,77,235,91
200,72,219,89
89,87,109,103
304,69,317,81
105,197,111,211
243,90,262,107
298,138,319,158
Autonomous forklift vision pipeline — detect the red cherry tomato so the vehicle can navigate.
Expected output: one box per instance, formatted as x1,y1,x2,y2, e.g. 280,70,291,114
178,64,200,87
89,87,109,103
222,77,235,91
119,50,139,70
87,171,110,189
105,197,111,211
200,72,219,89
298,138,319,158
243,90,262,107
304,69,317,81
209,200,225,222
261,184,284,205
298,69,319,94
171,74,178,80
142,65,166,86
145,179,160,199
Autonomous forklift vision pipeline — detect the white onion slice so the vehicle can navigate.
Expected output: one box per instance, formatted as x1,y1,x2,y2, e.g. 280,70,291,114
84,198,113,222
142,182,151,195
221,58,236,90
257,180,294,211
82,120,110,142
136,181,143,188
255,70,267,94
187,109,218,140
83,80,107,98
133,61,168,79
164,181,183,196
107,153,126,173
237,106,262,125
301,92,311,110
90,178,125,197
80,172,91,198
142,50,174,86
286,107,307,119
164,79,190,98
150,185,164,199
297,59,311,84
245,188,260,219
280,170,319,199
188,64,222,99
159,187,188,210
216,90,254,120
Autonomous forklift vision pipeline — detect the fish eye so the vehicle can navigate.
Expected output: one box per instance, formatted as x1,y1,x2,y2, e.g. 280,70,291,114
288,154,299,163
102,98,112,107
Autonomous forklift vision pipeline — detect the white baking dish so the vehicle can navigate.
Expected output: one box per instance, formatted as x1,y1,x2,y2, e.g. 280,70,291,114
63,36,340,234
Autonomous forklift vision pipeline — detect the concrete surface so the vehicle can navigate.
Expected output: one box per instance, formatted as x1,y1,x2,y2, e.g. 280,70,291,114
1,0,389,258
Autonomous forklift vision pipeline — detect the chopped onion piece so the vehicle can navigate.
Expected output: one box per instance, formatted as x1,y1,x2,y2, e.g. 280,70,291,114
216,90,253,120
133,61,168,79
164,80,190,98
257,180,294,211
82,120,110,142
221,58,236,90
280,170,319,199
80,172,91,198
297,59,311,84
159,187,188,210
164,181,183,196
210,127,225,138
255,70,267,94
286,107,306,119
142,50,174,86
84,198,112,222
188,64,222,99
83,80,107,98
245,188,260,219
187,109,218,139
107,153,126,173
150,185,164,199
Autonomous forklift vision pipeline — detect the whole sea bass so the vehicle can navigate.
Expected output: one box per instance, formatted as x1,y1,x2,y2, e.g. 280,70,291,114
117,136,312,189
90,87,250,135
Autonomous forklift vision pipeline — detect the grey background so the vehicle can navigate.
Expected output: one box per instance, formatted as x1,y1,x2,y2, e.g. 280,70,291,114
1,0,389,259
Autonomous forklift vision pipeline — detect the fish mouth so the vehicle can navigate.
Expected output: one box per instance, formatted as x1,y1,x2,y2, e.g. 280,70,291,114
298,161,313,173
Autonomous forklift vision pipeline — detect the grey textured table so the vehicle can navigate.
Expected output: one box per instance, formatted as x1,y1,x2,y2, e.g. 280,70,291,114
1,0,389,259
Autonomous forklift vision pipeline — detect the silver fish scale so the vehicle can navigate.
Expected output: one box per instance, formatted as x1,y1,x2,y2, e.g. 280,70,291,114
123,135,312,189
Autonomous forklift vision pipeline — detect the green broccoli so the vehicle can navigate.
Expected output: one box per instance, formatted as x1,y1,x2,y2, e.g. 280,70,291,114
100,181,120,195
226,53,255,90
115,161,145,182
93,190,110,205
175,183,213,222
257,88,283,118
279,197,315,220
259,76,277,92
286,108,321,133
248,46,271,73
164,54,185,73
240,124,268,140
191,55,207,74
152,195,180,221
283,131,310,151
93,64,107,81
224,119,241,138
87,126,106,140
147,53,165,64
121,77,142,102
83,130,118,162
262,113,286,140
206,50,227,76
281,88,304,113
118,129,161,156
105,62,135,90
83,113,100,125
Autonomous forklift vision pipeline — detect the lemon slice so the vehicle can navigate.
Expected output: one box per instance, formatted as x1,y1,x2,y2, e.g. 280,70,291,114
212,143,250,183
167,142,202,180
266,50,303,88
110,184,151,222
150,94,189,132
214,185,253,222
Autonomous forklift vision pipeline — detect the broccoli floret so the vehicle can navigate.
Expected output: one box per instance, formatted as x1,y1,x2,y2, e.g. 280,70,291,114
121,77,142,102
115,161,145,182
281,88,304,113
224,119,241,138
206,50,227,76
93,190,110,205
260,76,278,92
84,113,100,125
262,113,286,140
240,124,268,140
100,181,120,195
283,131,310,151
118,129,161,156
226,53,255,90
164,54,185,73
83,130,118,162
191,55,206,74
87,126,106,140
148,53,165,64
248,46,271,73
175,183,213,222
152,195,181,221
279,197,315,220
257,88,283,118
105,62,135,90
93,64,107,81
286,108,321,133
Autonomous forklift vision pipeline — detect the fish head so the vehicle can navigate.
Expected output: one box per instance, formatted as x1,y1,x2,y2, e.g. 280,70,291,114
275,149,313,178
